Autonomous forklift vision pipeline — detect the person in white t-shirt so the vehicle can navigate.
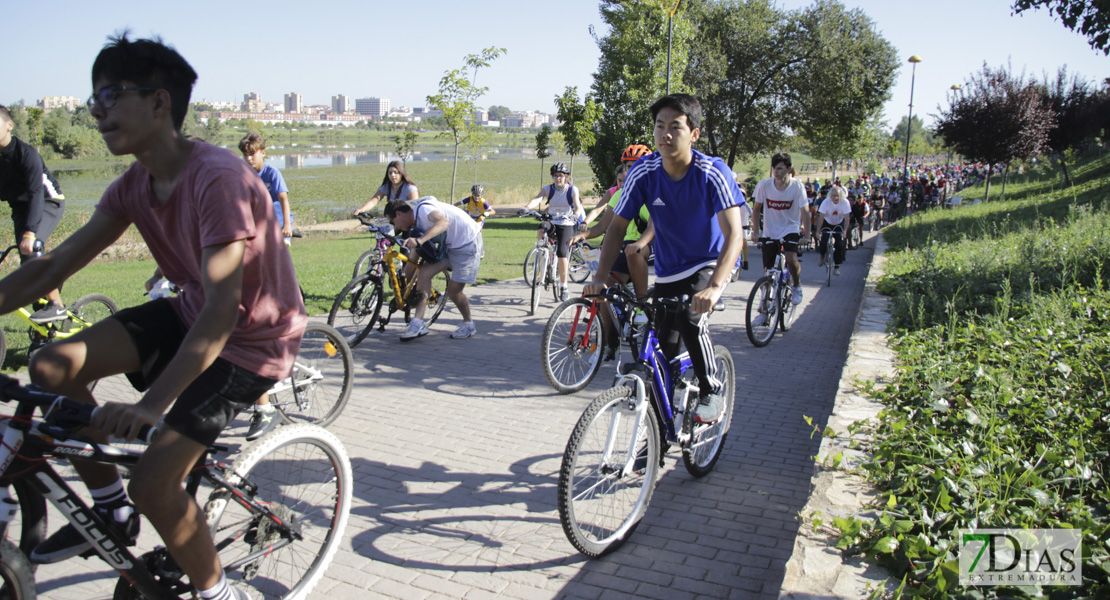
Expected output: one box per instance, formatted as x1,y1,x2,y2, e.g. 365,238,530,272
751,152,809,304
814,185,850,275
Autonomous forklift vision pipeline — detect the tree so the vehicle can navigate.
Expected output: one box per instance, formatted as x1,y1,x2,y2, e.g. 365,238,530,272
588,0,694,189
535,124,553,187
427,46,505,199
555,86,601,176
935,63,1056,201
392,129,420,166
890,115,939,157
488,105,512,122
1038,67,1105,186
1012,0,1110,55
793,1,898,181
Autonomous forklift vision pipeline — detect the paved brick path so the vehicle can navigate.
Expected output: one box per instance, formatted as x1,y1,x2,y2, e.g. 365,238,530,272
25,231,878,599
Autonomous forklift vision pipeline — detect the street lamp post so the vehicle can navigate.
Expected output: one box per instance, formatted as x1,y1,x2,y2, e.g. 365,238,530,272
666,0,681,94
902,55,922,188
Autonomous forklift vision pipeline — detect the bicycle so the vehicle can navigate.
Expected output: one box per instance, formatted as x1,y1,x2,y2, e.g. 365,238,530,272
328,214,449,347
521,212,591,316
0,374,353,600
557,294,735,557
146,281,354,429
745,238,800,347
818,227,844,287
0,246,119,370
540,283,646,395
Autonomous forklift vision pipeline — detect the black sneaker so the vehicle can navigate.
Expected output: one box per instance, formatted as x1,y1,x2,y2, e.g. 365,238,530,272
29,301,67,323
693,393,724,424
245,410,279,442
603,345,618,362
31,504,140,564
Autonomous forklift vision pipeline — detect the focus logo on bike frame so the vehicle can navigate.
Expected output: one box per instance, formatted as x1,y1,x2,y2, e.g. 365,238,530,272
959,529,1080,586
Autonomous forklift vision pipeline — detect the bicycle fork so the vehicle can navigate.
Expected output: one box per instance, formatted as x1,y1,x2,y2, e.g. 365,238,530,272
604,375,652,478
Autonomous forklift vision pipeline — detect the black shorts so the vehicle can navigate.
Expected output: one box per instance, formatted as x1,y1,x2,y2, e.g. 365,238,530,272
14,198,64,264
111,299,277,446
611,240,652,275
760,233,800,270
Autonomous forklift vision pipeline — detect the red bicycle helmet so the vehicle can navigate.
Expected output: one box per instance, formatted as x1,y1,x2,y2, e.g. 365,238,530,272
621,144,651,163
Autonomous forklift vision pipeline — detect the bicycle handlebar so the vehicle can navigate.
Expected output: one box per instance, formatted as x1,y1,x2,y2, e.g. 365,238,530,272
356,213,404,246
0,374,158,444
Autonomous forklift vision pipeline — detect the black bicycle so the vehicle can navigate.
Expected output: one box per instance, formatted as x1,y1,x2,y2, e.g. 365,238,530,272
0,375,352,599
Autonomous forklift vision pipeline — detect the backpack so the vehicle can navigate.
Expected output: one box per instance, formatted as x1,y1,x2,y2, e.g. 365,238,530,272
546,184,578,206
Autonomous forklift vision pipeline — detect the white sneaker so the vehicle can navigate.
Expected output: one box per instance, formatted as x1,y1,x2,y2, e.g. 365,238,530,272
751,313,767,328
400,319,429,341
451,321,477,339
834,266,841,276
791,286,803,305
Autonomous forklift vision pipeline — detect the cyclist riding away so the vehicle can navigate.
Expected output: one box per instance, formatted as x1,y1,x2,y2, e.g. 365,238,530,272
521,162,586,302
751,152,809,305
0,34,307,600
0,104,67,322
815,185,850,276
585,93,743,425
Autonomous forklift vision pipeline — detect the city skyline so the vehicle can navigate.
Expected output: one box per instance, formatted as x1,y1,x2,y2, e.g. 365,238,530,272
4,0,1108,130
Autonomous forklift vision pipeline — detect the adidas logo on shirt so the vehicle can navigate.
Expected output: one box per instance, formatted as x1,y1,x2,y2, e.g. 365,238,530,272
652,198,666,206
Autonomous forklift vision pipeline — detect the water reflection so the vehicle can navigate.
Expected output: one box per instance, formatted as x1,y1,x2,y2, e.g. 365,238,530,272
266,147,536,170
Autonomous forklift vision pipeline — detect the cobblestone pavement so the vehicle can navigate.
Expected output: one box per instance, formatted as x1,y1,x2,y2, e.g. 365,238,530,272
22,230,879,599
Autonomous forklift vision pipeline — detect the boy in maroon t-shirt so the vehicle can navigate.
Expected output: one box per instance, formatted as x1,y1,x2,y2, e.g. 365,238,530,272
0,35,305,600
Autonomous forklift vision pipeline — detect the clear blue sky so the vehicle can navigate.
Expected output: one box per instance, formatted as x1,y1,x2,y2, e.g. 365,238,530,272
5,0,1107,131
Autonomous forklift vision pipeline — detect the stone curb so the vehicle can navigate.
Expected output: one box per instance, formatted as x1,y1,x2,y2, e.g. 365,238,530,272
779,233,899,599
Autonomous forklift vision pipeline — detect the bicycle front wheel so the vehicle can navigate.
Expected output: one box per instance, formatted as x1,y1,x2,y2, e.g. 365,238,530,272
204,424,352,600
745,276,777,347
326,274,384,347
542,298,605,394
529,248,546,316
568,242,592,283
826,251,833,287
523,246,540,286
0,539,36,600
558,385,660,557
272,324,353,428
352,249,378,279
779,279,798,332
683,345,736,477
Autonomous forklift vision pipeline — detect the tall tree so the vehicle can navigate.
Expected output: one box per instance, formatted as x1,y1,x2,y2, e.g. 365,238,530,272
555,87,601,177
935,63,1056,201
793,1,898,181
588,0,693,188
488,105,512,122
427,47,505,199
534,123,553,187
1012,0,1110,55
890,114,939,156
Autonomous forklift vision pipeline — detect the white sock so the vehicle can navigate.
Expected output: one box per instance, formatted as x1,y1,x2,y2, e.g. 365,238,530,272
198,574,236,600
256,403,275,414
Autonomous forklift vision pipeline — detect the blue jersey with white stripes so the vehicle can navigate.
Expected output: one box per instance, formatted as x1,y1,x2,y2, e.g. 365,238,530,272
615,149,740,282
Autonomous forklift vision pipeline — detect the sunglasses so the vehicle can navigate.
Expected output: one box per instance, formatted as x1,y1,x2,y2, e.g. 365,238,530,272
87,85,158,110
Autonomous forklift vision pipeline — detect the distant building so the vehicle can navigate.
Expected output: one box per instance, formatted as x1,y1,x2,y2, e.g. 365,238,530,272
242,92,265,113
355,97,390,118
331,94,351,114
38,96,82,111
284,92,303,114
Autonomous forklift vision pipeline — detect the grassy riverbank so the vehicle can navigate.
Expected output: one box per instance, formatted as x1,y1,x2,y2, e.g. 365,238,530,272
832,152,1110,598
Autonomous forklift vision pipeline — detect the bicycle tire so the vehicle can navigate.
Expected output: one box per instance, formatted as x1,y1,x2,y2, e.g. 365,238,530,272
826,249,833,287
0,539,36,600
352,249,378,279
745,276,777,347
779,280,799,332
326,274,384,348
423,269,450,327
1,479,47,565
683,345,736,477
529,248,545,316
568,242,592,284
523,246,540,287
203,424,352,600
541,298,605,394
0,329,6,371
272,323,352,428
70,293,119,324
558,385,659,557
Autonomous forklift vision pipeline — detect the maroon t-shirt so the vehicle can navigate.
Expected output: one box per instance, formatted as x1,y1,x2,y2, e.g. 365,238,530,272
97,142,306,378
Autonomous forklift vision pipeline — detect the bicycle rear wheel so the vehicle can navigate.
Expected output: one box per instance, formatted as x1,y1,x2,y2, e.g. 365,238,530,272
204,424,352,600
70,293,119,325
558,385,659,557
745,276,777,347
326,274,384,347
272,324,353,428
423,269,450,327
541,298,605,394
683,345,735,477
568,242,592,283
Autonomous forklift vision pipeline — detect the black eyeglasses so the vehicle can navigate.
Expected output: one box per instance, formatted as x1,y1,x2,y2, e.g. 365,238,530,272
86,85,158,110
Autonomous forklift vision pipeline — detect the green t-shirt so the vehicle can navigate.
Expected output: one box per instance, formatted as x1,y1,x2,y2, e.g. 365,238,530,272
608,189,651,242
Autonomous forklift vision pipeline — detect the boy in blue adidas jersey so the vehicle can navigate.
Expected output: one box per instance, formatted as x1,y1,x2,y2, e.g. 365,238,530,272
585,94,743,424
